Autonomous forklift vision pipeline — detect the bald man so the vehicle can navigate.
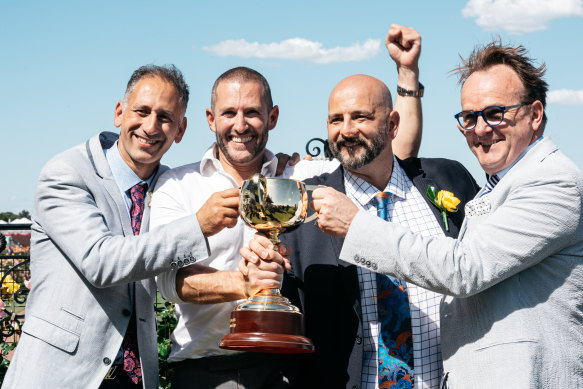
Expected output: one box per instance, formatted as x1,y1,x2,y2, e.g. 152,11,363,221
244,74,479,388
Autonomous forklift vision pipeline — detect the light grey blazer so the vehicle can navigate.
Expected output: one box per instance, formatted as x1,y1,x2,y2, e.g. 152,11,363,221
2,132,209,389
340,138,583,388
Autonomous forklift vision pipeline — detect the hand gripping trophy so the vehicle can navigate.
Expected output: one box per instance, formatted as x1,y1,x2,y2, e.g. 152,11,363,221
219,174,318,353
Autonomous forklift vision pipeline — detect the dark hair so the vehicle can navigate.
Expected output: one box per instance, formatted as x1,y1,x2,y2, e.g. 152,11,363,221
454,39,548,126
125,64,189,110
211,67,273,111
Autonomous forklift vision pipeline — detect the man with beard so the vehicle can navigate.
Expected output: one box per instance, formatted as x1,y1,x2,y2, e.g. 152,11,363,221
241,74,479,388
151,25,426,389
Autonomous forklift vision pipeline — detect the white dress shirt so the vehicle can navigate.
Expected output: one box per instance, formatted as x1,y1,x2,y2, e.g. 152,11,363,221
150,145,339,362
344,156,445,389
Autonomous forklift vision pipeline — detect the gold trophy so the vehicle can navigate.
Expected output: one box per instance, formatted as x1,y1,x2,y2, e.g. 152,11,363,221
219,174,318,353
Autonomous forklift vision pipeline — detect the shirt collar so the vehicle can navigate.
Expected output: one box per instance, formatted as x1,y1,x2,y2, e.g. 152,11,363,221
105,140,155,193
492,136,544,180
200,143,279,178
344,155,408,208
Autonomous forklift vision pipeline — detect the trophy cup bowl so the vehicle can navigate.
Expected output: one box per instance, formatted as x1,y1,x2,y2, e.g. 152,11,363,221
219,174,317,354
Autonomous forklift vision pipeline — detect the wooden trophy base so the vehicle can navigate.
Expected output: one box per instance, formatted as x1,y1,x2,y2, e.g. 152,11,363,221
219,310,315,354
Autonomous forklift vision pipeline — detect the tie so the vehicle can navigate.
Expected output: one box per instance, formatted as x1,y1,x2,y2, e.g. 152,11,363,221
123,183,147,384
481,174,499,197
372,192,415,389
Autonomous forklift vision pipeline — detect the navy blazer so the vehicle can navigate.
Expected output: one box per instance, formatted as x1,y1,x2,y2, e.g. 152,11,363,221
281,157,479,389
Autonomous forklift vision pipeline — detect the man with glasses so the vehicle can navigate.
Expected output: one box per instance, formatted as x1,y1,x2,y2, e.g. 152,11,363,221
287,40,583,387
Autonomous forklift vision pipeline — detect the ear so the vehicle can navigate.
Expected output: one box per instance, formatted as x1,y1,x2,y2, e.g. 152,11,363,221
114,101,124,128
174,117,187,144
530,100,544,132
388,110,399,141
268,105,279,131
206,108,216,133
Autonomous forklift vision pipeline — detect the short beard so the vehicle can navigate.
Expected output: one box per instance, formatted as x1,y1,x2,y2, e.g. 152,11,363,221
215,125,269,164
329,128,388,170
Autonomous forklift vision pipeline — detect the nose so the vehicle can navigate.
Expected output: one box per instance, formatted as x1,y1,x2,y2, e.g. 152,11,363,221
233,112,248,133
473,114,492,137
340,117,357,138
142,113,159,135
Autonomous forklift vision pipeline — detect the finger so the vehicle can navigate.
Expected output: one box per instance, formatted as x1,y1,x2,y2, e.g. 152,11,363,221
221,187,241,198
238,258,249,276
239,246,260,265
253,233,275,250
249,237,272,259
278,244,291,257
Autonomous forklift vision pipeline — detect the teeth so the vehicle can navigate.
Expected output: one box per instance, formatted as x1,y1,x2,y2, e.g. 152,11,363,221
232,136,253,143
137,137,156,145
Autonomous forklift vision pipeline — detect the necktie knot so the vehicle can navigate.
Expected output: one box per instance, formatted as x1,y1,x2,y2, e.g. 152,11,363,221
481,174,499,197
372,192,391,220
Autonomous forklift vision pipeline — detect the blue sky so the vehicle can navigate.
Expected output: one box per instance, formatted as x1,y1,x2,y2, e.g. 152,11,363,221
1,0,582,214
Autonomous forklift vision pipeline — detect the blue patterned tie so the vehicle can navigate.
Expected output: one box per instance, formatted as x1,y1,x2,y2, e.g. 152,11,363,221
123,183,147,384
372,192,414,389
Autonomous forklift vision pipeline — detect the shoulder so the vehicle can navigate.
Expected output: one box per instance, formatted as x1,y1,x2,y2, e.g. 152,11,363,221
401,157,479,190
154,161,204,191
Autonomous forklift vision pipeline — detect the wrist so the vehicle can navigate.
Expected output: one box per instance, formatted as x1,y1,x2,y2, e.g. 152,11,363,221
397,82,424,98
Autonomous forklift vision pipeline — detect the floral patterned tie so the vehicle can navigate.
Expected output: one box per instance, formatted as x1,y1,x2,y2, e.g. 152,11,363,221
123,183,147,384
372,192,414,389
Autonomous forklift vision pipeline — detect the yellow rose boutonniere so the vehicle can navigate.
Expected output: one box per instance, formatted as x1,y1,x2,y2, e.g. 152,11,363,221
426,185,461,232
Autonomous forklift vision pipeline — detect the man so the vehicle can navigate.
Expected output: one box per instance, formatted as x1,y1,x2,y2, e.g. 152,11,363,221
243,63,478,389
151,25,425,389
309,41,583,387
2,65,283,389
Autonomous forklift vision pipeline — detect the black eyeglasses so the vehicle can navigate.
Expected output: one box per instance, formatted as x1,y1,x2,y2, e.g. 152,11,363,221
454,102,531,130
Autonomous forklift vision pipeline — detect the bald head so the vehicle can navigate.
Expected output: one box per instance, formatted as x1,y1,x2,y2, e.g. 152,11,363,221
329,74,393,112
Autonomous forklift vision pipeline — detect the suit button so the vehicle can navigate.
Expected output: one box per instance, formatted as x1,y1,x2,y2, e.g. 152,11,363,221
355,336,362,344
170,262,177,269
122,309,131,317
103,357,111,365
372,263,378,270
177,260,183,267
183,258,190,265
365,261,371,267
189,254,196,263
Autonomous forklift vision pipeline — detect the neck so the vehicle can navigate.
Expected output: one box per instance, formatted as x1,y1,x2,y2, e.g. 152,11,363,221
347,150,394,191
216,146,265,186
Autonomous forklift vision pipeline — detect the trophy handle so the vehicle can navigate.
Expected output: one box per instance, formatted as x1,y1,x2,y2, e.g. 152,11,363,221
303,184,326,223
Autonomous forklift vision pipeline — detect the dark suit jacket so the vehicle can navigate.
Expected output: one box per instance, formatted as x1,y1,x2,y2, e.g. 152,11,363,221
281,157,479,389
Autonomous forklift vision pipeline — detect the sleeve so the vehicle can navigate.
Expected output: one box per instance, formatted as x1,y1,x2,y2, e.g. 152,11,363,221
340,166,583,297
282,159,340,180
34,157,209,288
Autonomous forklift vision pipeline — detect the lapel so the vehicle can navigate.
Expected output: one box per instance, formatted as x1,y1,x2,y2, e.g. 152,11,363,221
318,166,362,320
87,132,134,237
398,158,456,238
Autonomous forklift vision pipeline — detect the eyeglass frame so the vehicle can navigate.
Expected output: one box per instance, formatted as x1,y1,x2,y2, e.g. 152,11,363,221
454,102,532,131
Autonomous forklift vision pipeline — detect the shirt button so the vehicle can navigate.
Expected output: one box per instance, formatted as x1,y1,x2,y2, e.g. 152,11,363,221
355,336,362,344
103,357,111,365
122,309,131,317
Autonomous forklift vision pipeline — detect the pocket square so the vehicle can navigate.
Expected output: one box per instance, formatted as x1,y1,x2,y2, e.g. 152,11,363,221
465,196,491,218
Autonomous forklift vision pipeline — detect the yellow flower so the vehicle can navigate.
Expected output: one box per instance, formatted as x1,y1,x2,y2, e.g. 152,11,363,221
436,190,461,213
1,273,21,298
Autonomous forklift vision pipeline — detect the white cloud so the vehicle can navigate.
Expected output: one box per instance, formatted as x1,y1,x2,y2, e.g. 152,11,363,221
462,0,583,34
203,38,381,64
548,89,583,105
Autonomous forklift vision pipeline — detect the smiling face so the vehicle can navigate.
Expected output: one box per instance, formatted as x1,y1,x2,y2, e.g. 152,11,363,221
206,79,278,170
460,64,543,175
114,75,187,179
327,75,397,173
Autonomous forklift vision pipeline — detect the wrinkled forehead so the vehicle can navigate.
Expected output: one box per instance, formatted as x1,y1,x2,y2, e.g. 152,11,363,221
461,65,525,109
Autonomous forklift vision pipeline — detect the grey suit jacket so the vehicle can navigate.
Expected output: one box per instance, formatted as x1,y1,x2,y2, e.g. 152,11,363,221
340,138,583,388
2,132,209,389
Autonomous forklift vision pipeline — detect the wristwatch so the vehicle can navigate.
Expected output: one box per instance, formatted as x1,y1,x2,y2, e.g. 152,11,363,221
397,82,424,97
